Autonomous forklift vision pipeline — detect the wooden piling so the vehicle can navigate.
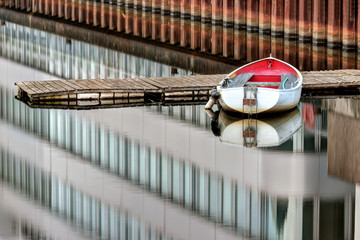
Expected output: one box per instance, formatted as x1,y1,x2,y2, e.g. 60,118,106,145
200,22,211,52
78,0,85,22
284,0,297,39
343,0,357,51
246,0,258,31
234,29,246,60
312,45,327,70
170,17,180,45
85,0,92,24
246,32,259,61
151,11,161,40
101,1,109,28
116,1,125,32
160,15,170,42
58,0,64,17
142,11,151,38
44,0,50,14
312,0,326,45
180,0,190,46
298,42,312,71
222,0,233,57
259,34,271,58
64,0,71,18
133,9,142,36
200,0,210,23
298,0,312,42
30,0,37,11
71,0,78,21
326,48,342,70
283,39,297,67
125,3,133,33
271,37,284,59
271,0,284,36
152,0,161,39
234,0,246,30
51,0,58,16
108,2,117,30
190,21,200,49
180,19,190,47
93,0,101,26
327,0,341,47
259,0,271,34
342,51,357,69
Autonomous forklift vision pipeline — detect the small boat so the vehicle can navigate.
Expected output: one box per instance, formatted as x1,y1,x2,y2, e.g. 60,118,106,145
208,107,301,148
205,56,303,114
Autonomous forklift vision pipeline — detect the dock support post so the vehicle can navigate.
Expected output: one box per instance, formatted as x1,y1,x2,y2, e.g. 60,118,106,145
211,0,222,55
327,0,341,48
271,0,284,37
343,0,357,51
284,0,297,39
223,0,234,57
200,0,211,52
312,0,326,45
246,0,258,32
259,0,271,34
298,0,312,42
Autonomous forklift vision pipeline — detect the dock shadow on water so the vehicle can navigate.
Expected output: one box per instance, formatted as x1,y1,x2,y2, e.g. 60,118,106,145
0,19,360,240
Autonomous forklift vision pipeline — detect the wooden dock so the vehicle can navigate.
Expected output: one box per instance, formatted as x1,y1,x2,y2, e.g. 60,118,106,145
15,70,360,109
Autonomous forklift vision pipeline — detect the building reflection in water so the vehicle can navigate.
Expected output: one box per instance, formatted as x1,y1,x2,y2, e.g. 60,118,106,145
0,22,191,80
0,19,358,240
1,20,360,73
0,84,356,239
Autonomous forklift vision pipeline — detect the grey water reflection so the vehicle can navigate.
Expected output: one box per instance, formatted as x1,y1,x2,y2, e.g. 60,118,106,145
0,21,191,80
0,19,358,240
0,81,357,239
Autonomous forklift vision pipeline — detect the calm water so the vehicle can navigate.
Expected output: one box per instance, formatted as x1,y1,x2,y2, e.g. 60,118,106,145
0,22,359,240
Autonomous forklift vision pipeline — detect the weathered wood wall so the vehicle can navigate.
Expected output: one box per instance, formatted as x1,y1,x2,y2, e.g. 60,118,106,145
0,0,359,60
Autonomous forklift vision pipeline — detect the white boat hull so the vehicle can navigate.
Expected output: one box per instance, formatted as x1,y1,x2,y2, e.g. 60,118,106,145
218,85,302,114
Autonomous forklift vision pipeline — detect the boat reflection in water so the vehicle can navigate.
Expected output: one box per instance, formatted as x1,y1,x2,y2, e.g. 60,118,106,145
209,107,302,148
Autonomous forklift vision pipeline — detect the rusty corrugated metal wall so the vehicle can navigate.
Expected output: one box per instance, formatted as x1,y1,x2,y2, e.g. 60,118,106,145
0,0,358,61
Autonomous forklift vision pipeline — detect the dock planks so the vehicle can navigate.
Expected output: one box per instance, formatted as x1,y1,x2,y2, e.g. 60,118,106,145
15,70,360,108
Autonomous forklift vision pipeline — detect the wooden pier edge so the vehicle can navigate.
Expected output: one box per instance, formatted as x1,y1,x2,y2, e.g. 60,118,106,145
15,70,360,108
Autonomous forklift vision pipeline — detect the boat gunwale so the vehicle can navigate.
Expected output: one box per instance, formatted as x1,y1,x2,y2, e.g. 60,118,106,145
219,57,303,92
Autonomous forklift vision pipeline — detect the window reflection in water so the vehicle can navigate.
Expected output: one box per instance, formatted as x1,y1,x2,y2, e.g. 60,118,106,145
0,22,191,80
0,84,356,239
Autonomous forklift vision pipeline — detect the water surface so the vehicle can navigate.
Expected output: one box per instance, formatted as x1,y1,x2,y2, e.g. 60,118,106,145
0,21,359,240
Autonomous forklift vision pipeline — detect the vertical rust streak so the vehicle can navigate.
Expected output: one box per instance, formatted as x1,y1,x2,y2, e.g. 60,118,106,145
327,0,341,47
312,0,326,45
223,0,234,57
65,0,71,19
234,30,246,60
284,39,297,66
247,32,259,61
85,0,93,24
246,0,258,30
116,1,125,31
58,0,64,17
259,0,271,33
93,1,101,26
271,0,284,36
298,0,312,41
284,0,297,39
190,21,200,49
180,0,190,46
259,34,271,58
101,2,109,28
211,0,222,54
343,0,357,50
